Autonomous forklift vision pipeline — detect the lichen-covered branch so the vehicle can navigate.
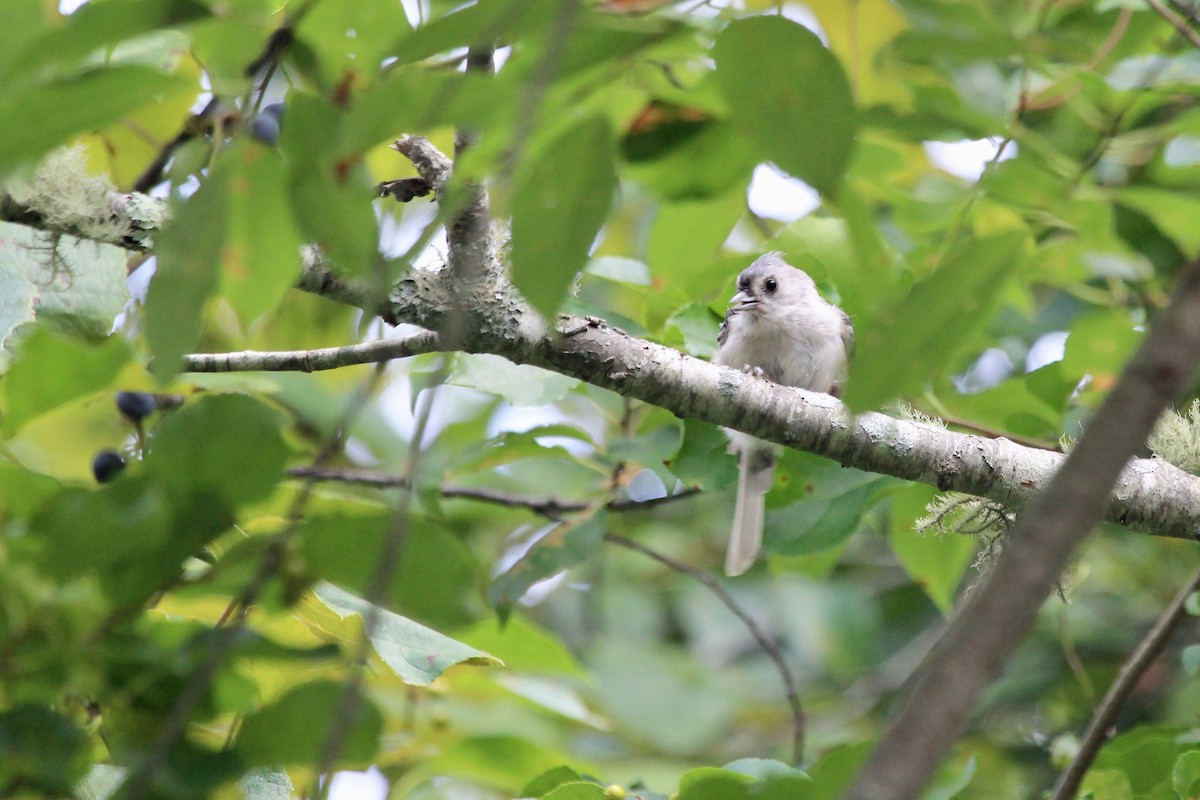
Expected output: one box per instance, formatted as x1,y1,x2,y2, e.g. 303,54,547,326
186,308,1200,541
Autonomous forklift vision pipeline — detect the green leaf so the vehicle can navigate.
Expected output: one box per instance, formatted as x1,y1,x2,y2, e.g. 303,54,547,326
236,680,382,767
455,615,587,678
543,782,608,800
668,418,736,491
301,512,482,629
4,0,210,83
0,269,38,370
0,705,88,794
220,141,304,327
677,768,757,800
844,231,1027,410
489,512,605,617
0,66,190,178
3,328,130,435
145,393,289,507
30,479,171,580
804,742,873,800
765,460,893,556
0,223,131,341
648,189,748,293
240,767,293,800
1173,750,1200,799
425,735,578,795
888,484,976,614
520,767,586,799
624,116,756,201
449,353,581,406
713,16,856,197
665,304,722,358
146,166,228,381
511,115,617,319
315,583,501,685
283,92,382,279
296,0,411,89
1093,725,1181,797
1117,187,1200,258
1181,645,1200,676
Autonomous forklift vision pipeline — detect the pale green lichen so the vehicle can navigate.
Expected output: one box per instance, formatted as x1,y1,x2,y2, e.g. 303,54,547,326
6,146,128,242
1148,400,1200,474
896,402,948,429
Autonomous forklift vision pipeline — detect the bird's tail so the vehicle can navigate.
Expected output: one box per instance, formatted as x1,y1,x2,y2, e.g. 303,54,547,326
725,444,775,576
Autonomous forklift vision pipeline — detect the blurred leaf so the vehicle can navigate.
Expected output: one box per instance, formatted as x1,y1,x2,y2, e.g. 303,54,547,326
145,393,289,507
592,641,735,757
648,189,747,293
668,418,736,491
220,141,304,327
424,735,578,795
713,16,856,196
301,512,483,629
240,767,293,800
455,614,587,677
449,354,581,406
1183,646,1200,681
0,705,88,794
1117,187,1200,258
766,462,893,556
236,680,382,767
282,92,382,279
0,271,39,370
5,0,209,83
296,0,411,89
314,583,501,685
0,66,189,177
520,766,586,798
0,223,130,341
543,782,608,800
3,328,129,435
624,112,755,200
1093,725,1181,798
665,304,722,358
146,164,228,380
490,512,605,616
1173,750,1200,799
30,478,171,580
845,231,1027,410
803,742,873,799
888,484,976,613
511,114,617,320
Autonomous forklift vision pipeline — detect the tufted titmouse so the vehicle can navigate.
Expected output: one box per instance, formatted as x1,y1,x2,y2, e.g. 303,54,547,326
712,252,854,576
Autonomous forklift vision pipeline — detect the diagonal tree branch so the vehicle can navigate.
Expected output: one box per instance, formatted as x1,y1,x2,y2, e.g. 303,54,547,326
843,258,1200,800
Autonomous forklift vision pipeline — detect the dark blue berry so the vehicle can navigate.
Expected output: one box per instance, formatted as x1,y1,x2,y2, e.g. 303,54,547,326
116,391,156,422
92,450,126,484
261,102,286,121
248,114,281,144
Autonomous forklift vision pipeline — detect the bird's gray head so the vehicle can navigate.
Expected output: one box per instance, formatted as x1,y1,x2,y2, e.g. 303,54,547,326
729,252,819,314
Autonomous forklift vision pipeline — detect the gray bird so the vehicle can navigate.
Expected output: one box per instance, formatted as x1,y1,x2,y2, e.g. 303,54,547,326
713,252,854,576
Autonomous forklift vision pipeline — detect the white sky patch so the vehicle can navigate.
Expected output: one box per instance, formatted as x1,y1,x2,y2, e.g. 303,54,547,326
329,767,388,800
924,138,1017,181
1026,331,1068,372
747,164,821,223
781,3,828,43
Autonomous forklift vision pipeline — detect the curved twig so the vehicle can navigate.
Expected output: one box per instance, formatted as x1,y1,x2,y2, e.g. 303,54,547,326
1050,566,1200,800
603,531,806,765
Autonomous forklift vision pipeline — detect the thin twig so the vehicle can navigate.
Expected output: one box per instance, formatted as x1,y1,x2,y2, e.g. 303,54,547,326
1050,565,1200,800
183,331,440,373
603,532,806,764
288,465,700,515
1146,0,1200,48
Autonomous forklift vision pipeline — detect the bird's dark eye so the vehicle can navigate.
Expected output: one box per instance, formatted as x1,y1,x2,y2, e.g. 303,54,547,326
764,277,778,293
